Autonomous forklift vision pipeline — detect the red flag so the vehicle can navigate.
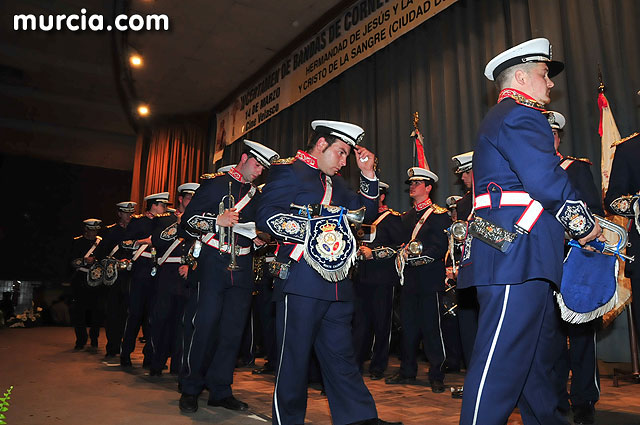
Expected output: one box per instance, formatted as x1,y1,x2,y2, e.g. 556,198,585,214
411,129,429,169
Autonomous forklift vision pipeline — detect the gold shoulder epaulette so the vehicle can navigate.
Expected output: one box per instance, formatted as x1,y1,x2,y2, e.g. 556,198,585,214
106,223,116,229
611,132,639,148
387,209,402,216
272,157,295,165
157,212,172,217
566,156,592,165
431,204,449,214
73,235,82,240
200,172,225,180
132,213,144,219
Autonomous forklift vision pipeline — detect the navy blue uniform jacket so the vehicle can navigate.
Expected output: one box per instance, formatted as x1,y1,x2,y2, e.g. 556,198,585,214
604,135,640,276
357,209,402,286
257,152,378,301
123,214,155,280
95,223,129,261
458,97,586,289
182,170,259,287
400,204,450,294
560,156,604,216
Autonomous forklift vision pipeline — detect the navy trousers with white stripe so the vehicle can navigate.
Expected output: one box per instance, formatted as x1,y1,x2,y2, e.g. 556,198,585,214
555,319,600,411
272,294,377,425
399,290,446,382
352,283,394,374
459,281,568,425
180,259,252,399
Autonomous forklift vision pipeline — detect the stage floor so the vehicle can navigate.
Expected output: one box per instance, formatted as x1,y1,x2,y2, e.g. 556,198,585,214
1,327,639,424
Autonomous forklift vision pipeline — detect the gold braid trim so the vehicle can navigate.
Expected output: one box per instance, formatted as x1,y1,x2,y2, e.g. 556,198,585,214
611,132,639,148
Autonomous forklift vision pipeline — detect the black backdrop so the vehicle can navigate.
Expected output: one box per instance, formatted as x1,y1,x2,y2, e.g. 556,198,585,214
220,0,640,212
0,154,132,281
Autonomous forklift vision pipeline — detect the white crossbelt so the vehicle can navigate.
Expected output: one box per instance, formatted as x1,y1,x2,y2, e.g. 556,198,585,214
156,238,183,265
132,243,150,261
202,234,251,255
559,159,575,170
83,236,101,259
474,191,544,233
163,257,183,264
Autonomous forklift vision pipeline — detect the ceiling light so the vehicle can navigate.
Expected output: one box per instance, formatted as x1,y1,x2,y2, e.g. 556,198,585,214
130,54,143,67
137,104,150,116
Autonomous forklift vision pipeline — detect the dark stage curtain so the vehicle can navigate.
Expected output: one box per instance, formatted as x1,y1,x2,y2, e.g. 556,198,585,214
131,116,209,209
0,154,131,280
221,0,640,211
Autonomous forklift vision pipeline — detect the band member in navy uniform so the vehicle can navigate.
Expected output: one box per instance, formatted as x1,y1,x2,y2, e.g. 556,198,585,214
605,132,640,361
95,201,135,360
547,111,603,424
353,181,402,380
69,218,104,351
148,183,199,376
257,120,402,425
385,167,450,393
450,152,479,371
179,140,279,413
457,38,602,425
120,192,169,367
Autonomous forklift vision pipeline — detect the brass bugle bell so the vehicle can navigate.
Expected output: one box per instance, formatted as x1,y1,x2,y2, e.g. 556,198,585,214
406,240,423,256
595,215,635,262
289,203,366,227
445,220,468,241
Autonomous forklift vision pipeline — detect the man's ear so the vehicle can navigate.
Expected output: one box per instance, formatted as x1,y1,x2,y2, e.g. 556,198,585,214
514,68,527,86
316,137,328,151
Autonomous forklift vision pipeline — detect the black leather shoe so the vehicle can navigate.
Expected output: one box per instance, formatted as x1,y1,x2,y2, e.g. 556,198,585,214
179,393,198,413
120,355,132,367
207,395,248,411
348,418,403,425
573,402,595,424
369,370,384,380
430,379,445,393
385,373,415,385
74,344,85,351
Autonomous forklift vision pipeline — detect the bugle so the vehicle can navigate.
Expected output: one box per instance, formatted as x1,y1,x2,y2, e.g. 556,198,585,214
220,182,240,271
289,203,365,227
595,215,634,262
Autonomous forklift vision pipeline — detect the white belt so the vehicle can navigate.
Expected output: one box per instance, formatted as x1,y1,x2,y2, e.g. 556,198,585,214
284,242,304,261
474,191,544,234
78,267,89,273
474,191,533,209
203,235,251,256
163,257,183,264
140,252,154,259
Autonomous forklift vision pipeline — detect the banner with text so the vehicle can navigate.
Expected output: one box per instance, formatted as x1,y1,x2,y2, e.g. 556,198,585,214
215,0,458,154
